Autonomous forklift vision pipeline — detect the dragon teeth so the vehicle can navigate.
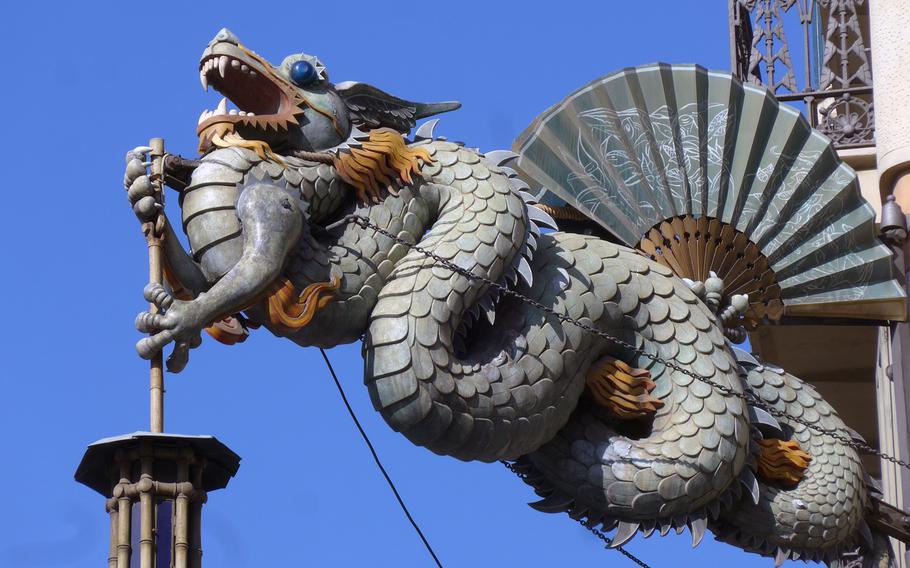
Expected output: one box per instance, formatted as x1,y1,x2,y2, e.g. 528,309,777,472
215,97,228,115
218,56,228,78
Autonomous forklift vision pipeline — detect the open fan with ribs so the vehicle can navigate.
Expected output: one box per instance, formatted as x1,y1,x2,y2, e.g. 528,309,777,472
514,63,906,325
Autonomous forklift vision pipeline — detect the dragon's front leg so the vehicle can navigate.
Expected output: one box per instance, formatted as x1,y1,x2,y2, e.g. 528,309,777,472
135,180,303,372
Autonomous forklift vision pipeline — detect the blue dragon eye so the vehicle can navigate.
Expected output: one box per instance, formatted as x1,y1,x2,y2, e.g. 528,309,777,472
290,60,318,86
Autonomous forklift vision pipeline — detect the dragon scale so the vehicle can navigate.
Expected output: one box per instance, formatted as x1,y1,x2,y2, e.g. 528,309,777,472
124,30,894,566
177,142,861,558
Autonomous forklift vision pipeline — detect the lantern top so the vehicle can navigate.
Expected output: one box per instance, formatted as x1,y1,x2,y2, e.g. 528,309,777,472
74,431,241,497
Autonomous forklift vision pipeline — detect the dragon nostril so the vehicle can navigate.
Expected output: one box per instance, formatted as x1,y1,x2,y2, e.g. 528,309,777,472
214,28,239,45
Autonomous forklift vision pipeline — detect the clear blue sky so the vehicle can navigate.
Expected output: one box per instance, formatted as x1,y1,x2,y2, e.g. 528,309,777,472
1,1,795,566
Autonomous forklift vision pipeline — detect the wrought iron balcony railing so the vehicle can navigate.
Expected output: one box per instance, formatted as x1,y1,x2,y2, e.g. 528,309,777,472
729,0,875,149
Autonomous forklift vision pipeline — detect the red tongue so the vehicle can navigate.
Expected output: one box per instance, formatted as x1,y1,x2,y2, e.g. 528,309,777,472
208,59,283,116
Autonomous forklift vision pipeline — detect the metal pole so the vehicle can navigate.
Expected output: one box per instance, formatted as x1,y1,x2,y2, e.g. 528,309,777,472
117,460,133,568
139,454,154,568
175,458,190,568
148,138,165,433
190,465,204,568
108,499,118,568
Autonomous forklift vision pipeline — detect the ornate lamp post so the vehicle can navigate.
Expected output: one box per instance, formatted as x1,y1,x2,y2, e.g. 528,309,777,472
75,138,240,568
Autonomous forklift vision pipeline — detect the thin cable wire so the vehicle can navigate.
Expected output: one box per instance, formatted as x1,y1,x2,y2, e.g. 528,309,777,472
321,349,651,568
501,461,653,567
341,213,910,471
319,349,444,568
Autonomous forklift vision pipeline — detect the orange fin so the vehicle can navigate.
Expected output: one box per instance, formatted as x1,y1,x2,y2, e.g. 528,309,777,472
586,356,664,420
205,316,250,345
263,276,342,333
756,438,811,487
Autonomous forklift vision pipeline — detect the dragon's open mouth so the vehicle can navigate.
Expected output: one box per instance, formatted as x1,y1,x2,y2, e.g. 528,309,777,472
196,43,305,151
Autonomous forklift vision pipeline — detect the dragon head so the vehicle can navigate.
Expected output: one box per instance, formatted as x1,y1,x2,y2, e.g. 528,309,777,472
196,28,460,158
196,28,349,155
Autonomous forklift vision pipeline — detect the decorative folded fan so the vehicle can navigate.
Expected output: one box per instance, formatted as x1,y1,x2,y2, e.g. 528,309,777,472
513,63,906,325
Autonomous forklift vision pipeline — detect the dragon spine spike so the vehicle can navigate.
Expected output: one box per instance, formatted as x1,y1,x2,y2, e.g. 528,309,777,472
528,492,574,513
739,469,761,505
526,204,558,230
498,166,519,178
514,63,906,323
482,149,519,167
689,515,707,547
413,118,439,141
611,521,639,548
518,190,539,204
774,547,790,566
516,257,533,288
747,405,784,437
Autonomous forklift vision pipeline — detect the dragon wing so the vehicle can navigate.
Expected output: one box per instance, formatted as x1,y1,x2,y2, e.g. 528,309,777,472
335,81,460,133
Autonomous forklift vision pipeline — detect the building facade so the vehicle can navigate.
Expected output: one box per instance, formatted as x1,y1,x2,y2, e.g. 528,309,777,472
729,1,910,564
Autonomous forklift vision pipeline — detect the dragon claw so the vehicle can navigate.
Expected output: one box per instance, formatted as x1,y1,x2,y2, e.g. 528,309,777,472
135,284,205,372
136,331,174,360
166,335,201,373
124,146,163,225
126,146,153,162
144,283,174,311
135,312,165,332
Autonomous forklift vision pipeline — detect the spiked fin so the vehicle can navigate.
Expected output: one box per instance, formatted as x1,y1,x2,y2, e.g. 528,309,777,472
483,149,519,167
689,515,707,547
517,257,534,288
528,492,574,513
748,405,784,438
739,469,761,505
527,204,559,230
610,522,639,548
413,119,439,141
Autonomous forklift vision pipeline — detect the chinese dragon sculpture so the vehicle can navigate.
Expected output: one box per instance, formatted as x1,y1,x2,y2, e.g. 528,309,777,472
123,29,907,566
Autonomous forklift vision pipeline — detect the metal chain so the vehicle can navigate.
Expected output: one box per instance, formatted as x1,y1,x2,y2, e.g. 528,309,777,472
500,461,653,567
343,214,910,471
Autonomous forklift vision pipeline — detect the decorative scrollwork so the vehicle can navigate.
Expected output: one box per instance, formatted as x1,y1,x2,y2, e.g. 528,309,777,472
729,0,875,148
816,91,875,146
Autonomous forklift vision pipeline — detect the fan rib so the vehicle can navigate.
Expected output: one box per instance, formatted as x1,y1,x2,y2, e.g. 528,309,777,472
707,72,744,221
741,109,811,238
622,67,681,221
725,87,779,230
772,209,875,282
657,64,694,216
763,165,860,265
587,80,669,229
752,134,841,248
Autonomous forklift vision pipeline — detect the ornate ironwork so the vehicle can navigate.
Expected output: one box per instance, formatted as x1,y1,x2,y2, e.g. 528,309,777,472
729,0,875,148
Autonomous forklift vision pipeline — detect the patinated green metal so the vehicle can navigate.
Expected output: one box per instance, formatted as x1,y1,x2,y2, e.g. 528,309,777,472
121,30,903,566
